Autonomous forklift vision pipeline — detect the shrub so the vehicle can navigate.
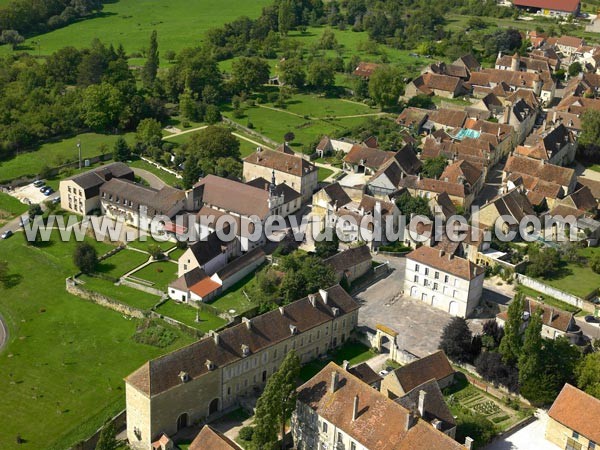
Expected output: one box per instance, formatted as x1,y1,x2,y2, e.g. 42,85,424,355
238,426,254,441
132,320,177,348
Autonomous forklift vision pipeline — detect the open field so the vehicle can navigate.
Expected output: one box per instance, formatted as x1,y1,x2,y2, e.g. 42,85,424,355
531,247,600,299
209,272,258,315
0,192,28,225
78,275,162,311
129,260,178,290
126,236,176,253
0,133,134,183
0,231,194,450
0,0,271,59
154,299,227,333
96,248,149,279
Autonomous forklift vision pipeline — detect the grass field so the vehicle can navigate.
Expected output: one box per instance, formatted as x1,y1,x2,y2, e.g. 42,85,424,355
129,260,178,290
126,235,176,253
78,275,162,310
0,192,28,225
0,133,134,182
96,248,150,279
128,159,182,187
209,272,258,315
0,0,271,59
155,299,227,332
0,231,194,450
317,167,334,182
531,247,600,299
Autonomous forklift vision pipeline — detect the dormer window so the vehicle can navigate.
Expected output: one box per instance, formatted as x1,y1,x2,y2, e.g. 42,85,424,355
179,371,189,383
241,344,250,357
289,324,298,335
206,360,215,371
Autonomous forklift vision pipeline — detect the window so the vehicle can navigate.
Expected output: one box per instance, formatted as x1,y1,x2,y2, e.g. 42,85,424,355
453,290,458,298
589,442,595,450
434,271,439,279
414,275,419,283
444,275,449,283
351,443,356,450
433,283,438,291
424,268,429,275
322,422,328,433
572,432,579,439
424,279,430,287
68,186,71,193
337,432,343,443
565,438,582,450
415,263,420,272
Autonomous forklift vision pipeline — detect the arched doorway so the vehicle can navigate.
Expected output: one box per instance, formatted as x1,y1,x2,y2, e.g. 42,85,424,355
449,301,459,316
209,398,219,415
176,413,188,431
410,286,418,298
421,292,428,303
374,325,399,361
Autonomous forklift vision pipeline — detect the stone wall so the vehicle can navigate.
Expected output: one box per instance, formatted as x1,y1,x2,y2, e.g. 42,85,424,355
516,274,595,313
70,410,126,450
120,278,165,297
65,278,147,319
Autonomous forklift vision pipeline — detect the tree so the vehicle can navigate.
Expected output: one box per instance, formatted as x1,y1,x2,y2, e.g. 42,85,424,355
517,309,544,399
407,94,434,109
579,110,600,159
231,57,270,93
81,82,125,131
482,319,504,350
279,58,306,88
499,293,525,364
368,66,404,109
279,252,336,303
95,421,118,450
135,118,163,150
421,156,448,179
318,28,338,49
526,246,561,278
439,317,474,364
112,137,131,162
179,89,199,121
307,59,335,90
252,350,301,450
283,132,295,143
28,204,43,221
278,0,294,36
576,352,600,399
182,153,201,189
183,126,240,176
0,30,24,50
147,244,164,260
315,227,339,259
73,242,98,274
395,191,431,222
568,61,582,77
475,351,519,392
591,253,600,274
142,30,159,88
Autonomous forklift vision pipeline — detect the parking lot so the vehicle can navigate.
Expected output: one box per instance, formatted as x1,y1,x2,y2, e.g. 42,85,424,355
7,182,57,205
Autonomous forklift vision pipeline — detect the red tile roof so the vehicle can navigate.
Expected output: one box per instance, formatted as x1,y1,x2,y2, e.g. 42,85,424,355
549,384,600,444
189,425,240,450
513,0,580,13
406,246,484,280
391,351,455,393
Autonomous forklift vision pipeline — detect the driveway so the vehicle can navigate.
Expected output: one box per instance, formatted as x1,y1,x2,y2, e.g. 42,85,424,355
484,411,559,450
355,255,454,357
132,167,167,189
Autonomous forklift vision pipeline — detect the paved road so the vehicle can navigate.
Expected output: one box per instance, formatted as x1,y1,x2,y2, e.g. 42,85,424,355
132,167,167,189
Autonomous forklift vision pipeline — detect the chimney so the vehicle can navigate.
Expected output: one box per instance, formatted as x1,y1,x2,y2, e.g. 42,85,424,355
331,371,339,393
465,437,474,450
242,317,251,330
439,249,445,257
352,395,359,421
342,360,350,370
332,307,340,317
448,253,454,260
206,359,215,371
432,419,442,430
548,308,554,325
289,324,298,335
309,294,317,307
404,412,416,431
418,390,427,417
211,330,220,345
319,288,329,304
279,306,285,316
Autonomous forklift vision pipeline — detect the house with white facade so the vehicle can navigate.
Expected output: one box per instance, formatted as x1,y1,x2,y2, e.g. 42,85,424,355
403,246,485,317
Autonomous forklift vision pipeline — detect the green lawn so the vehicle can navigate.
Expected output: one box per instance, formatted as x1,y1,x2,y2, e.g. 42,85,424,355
299,341,376,382
0,192,28,225
209,272,258,315
78,275,161,311
532,247,600,299
0,0,271,60
0,133,134,183
129,260,178,290
96,248,150,279
126,236,177,253
0,231,194,450
516,285,581,314
168,247,186,261
128,159,182,188
317,167,334,182
155,299,227,333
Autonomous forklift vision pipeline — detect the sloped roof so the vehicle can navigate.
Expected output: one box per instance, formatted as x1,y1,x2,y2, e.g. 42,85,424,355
189,425,240,450
216,247,265,281
100,179,185,217
125,285,358,396
297,362,466,450
196,175,270,219
504,155,575,188
244,148,316,176
406,246,484,280
496,298,574,333
324,245,372,274
246,177,301,204
483,187,535,222
396,379,456,432
353,62,381,78
390,351,455,393
549,384,600,444
347,362,383,386
322,183,352,208
428,109,468,129
187,232,228,266
170,267,209,292
440,160,483,186
343,145,395,169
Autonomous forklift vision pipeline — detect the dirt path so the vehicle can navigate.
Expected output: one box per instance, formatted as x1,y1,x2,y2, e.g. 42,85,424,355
232,132,273,150
162,125,208,140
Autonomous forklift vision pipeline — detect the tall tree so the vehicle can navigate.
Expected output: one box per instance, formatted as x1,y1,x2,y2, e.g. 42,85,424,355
575,352,600,399
368,66,404,109
278,0,294,36
95,421,118,450
499,293,525,364
142,30,159,88
135,118,163,150
278,58,306,88
252,350,301,450
112,137,131,162
421,156,448,179
183,126,240,176
579,110,600,160
439,317,474,364
231,57,270,93
307,59,335,90
182,154,201,189
517,310,545,402
73,242,98,274
314,227,339,259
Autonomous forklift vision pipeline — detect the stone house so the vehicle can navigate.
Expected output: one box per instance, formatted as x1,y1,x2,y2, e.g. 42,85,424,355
367,145,422,197
342,145,396,176
403,246,485,318
59,162,134,215
177,232,236,278
546,384,600,450
381,351,456,399
520,123,577,166
403,73,468,100
323,245,372,284
125,285,359,450
243,146,317,202
311,182,353,223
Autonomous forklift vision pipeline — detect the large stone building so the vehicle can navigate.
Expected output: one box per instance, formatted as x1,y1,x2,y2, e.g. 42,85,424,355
243,145,318,201
404,246,485,318
59,162,134,215
292,362,468,450
125,285,359,450
546,383,600,450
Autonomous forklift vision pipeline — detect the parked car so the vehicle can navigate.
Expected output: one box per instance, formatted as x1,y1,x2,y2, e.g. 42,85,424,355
43,188,54,196
39,186,48,193
584,315,600,324
1,230,13,239
33,180,45,188
378,369,390,377
52,196,61,204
